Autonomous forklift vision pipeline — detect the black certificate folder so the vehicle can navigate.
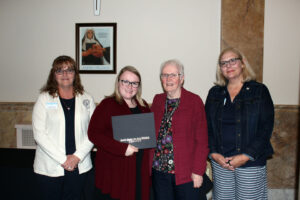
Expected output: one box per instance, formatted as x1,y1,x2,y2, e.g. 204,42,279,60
112,112,156,149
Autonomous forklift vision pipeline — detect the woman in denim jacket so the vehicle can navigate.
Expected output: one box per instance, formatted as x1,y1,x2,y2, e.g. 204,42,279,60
205,47,274,199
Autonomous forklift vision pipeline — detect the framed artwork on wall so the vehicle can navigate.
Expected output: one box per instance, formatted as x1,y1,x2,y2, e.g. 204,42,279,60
76,23,117,74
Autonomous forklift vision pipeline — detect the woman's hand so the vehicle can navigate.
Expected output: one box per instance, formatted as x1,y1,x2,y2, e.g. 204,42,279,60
125,144,138,156
191,173,203,188
225,154,249,169
211,153,234,171
62,155,80,171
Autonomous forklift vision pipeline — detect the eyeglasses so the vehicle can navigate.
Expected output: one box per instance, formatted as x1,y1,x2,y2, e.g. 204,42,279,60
219,58,241,68
160,73,181,79
55,68,75,75
120,80,140,88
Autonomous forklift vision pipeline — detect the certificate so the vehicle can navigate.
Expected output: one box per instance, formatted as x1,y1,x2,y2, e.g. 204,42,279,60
112,112,156,149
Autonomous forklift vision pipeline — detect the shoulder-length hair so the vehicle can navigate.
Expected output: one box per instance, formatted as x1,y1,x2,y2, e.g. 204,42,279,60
215,47,256,86
40,55,84,97
106,66,145,107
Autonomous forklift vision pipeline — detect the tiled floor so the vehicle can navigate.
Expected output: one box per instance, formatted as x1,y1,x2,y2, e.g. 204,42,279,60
206,189,295,200
268,189,295,200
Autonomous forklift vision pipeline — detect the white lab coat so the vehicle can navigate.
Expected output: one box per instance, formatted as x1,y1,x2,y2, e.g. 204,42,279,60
32,92,95,177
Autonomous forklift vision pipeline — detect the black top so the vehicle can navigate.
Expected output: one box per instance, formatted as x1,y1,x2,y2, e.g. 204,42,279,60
129,106,143,200
222,91,237,157
59,97,76,155
221,88,266,167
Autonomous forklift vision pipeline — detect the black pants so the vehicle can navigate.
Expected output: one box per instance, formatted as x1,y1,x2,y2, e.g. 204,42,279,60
35,169,88,200
94,188,119,200
152,169,207,200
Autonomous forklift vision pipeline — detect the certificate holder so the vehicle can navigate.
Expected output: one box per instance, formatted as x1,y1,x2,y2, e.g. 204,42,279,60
112,112,156,149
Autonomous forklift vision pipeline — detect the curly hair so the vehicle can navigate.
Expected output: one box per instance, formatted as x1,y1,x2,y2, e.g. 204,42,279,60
40,55,84,97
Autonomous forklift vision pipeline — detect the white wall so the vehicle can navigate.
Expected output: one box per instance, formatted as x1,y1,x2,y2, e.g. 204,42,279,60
0,0,299,105
264,0,300,105
0,0,220,103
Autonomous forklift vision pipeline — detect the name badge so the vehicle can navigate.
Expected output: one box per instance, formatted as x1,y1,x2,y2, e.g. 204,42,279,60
46,102,58,109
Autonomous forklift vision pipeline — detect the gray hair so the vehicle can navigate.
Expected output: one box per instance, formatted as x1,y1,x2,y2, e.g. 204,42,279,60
160,59,184,78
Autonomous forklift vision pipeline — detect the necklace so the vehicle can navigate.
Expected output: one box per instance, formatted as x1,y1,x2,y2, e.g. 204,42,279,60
60,97,74,111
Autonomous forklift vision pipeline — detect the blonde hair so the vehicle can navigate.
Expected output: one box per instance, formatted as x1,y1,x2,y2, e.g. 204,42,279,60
215,47,256,86
106,66,145,107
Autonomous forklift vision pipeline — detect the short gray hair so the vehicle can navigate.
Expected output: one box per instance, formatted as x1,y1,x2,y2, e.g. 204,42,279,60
160,59,184,77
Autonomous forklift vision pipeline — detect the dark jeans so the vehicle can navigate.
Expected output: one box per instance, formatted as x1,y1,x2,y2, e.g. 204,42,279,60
35,169,88,200
152,169,207,200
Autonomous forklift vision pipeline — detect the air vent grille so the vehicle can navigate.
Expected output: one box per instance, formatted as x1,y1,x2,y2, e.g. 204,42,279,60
15,124,36,149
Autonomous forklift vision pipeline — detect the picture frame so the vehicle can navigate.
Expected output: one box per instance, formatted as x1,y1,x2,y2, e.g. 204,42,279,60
76,23,117,74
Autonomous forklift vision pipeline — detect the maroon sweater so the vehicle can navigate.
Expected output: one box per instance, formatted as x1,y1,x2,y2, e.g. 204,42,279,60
88,97,151,200
149,88,209,185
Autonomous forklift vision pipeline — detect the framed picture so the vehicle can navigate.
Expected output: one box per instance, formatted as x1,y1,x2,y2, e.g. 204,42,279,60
76,23,117,74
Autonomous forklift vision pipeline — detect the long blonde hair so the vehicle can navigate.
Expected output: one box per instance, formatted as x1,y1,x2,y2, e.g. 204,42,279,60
106,66,145,107
215,47,256,86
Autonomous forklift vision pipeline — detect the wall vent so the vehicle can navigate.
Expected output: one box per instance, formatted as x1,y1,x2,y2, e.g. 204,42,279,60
15,124,36,149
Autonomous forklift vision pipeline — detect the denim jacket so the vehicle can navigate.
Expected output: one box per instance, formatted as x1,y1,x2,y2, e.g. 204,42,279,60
205,81,274,162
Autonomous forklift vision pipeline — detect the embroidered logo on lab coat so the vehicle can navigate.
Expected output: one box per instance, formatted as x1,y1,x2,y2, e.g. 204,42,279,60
83,99,90,109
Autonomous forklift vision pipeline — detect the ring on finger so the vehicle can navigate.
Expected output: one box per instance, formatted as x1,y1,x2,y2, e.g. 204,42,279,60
228,160,232,166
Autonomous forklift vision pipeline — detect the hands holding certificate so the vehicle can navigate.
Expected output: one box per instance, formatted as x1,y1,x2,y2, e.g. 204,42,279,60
125,144,138,156
88,66,152,200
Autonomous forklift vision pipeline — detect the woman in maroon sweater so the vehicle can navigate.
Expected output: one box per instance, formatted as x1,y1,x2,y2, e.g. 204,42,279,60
88,66,151,200
149,59,209,200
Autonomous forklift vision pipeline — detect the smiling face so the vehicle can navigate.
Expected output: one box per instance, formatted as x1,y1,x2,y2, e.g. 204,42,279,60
55,63,75,90
161,64,184,99
118,70,140,102
220,51,243,82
